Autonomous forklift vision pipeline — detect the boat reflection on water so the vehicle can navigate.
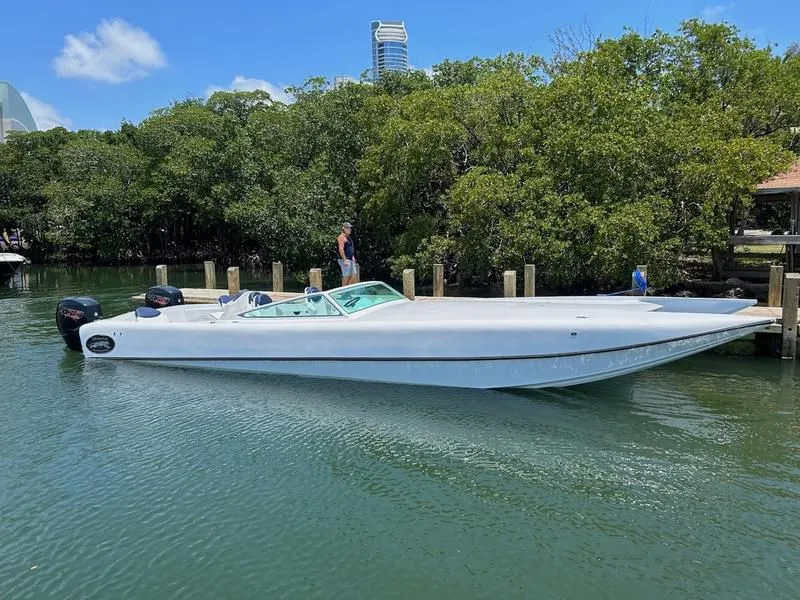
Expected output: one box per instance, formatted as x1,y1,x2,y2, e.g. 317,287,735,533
71,355,799,522
76,351,796,439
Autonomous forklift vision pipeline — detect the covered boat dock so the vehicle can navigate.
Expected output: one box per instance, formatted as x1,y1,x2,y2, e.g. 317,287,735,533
724,160,800,279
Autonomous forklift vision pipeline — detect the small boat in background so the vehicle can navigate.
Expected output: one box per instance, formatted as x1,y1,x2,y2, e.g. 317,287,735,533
0,252,26,285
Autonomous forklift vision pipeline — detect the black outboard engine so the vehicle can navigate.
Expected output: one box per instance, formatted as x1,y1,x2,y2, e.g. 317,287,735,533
56,297,103,351
144,285,184,309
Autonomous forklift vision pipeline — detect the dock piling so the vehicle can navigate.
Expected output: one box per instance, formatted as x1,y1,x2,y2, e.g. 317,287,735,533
781,273,800,359
504,270,517,297
156,264,168,286
309,268,323,291
227,266,240,296
403,269,415,300
433,264,444,297
272,262,284,293
524,264,536,297
203,261,216,290
768,265,784,307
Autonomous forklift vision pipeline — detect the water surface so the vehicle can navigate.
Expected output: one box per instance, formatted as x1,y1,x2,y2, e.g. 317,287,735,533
1,266,798,599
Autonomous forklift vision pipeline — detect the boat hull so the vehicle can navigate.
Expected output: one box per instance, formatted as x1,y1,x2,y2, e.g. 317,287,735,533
81,320,770,389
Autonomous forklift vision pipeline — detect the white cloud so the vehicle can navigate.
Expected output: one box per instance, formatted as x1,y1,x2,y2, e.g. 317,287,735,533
19,92,72,130
205,76,293,104
53,18,166,83
702,3,735,20
408,64,434,78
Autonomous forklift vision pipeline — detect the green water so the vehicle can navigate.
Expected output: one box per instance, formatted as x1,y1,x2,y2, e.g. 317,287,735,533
1,265,798,599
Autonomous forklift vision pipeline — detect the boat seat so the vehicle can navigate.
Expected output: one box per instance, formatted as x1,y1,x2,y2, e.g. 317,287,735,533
219,290,273,320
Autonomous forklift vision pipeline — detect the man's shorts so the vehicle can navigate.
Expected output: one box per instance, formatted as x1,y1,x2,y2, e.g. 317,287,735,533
338,259,356,276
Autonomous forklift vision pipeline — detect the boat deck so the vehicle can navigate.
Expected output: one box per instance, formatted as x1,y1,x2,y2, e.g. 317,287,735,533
131,288,787,333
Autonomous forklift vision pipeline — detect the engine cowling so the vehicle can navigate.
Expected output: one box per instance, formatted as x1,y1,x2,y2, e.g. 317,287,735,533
56,297,103,351
144,285,184,309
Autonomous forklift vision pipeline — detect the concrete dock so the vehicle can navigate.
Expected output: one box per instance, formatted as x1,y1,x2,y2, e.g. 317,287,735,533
132,288,301,304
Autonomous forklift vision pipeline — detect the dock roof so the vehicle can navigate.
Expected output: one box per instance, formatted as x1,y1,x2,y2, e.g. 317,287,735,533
757,159,800,195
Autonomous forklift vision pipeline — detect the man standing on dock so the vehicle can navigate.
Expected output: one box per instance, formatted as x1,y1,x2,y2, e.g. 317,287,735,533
337,222,357,287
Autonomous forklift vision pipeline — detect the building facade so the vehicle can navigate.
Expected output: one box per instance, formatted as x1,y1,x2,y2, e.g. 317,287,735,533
333,75,357,89
0,82,37,143
371,20,408,78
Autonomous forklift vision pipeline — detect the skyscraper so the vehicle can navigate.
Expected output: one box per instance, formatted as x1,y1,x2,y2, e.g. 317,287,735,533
371,20,408,79
333,75,357,89
0,82,37,143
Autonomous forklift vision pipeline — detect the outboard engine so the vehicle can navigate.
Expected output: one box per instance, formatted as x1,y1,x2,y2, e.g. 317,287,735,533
144,285,184,309
56,297,103,351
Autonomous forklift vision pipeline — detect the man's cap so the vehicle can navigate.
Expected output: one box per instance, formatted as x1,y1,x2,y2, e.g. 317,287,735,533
342,222,352,229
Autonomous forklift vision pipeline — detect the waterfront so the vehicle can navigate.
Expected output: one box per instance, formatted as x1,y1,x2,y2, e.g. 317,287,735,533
1,266,798,599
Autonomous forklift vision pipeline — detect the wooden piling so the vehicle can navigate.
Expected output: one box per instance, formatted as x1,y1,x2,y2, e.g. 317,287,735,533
768,265,784,307
156,264,168,286
353,262,361,284
272,261,284,293
781,273,800,359
309,268,323,290
203,261,216,290
403,269,415,300
433,264,444,297
227,266,240,296
524,264,535,297
504,270,517,297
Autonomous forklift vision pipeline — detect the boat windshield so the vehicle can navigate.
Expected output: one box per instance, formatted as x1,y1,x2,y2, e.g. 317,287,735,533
328,282,406,314
239,294,343,318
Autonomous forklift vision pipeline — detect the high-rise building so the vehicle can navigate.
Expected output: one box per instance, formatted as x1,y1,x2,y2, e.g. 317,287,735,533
371,20,408,78
333,75,357,89
0,82,37,143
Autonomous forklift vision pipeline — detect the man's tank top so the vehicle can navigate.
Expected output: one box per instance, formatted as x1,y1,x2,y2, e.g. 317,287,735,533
342,235,354,259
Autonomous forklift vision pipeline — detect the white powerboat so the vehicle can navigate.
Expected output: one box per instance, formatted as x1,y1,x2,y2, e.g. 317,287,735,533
0,252,26,284
56,281,774,389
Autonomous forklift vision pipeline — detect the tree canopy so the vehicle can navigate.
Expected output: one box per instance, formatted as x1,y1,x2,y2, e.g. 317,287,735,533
1,20,798,290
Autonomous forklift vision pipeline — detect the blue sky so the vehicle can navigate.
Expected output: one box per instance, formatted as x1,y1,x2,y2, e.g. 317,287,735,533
2,0,797,132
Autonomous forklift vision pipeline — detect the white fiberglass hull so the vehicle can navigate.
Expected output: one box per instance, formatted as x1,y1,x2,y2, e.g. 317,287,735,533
115,323,767,388
77,299,773,389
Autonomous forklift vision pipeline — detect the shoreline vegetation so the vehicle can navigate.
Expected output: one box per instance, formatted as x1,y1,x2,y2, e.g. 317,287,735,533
1,19,798,296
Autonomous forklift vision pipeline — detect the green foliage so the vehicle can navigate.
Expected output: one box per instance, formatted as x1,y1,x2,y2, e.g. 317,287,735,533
0,19,797,289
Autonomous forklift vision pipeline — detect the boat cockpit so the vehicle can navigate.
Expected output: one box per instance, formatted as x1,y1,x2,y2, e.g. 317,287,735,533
226,281,409,321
